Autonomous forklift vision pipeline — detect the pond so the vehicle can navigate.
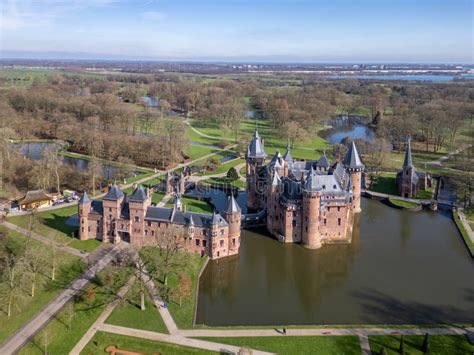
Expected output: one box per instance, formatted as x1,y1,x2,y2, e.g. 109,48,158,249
11,142,139,180
141,96,159,107
186,188,247,214
196,198,474,326
321,115,375,144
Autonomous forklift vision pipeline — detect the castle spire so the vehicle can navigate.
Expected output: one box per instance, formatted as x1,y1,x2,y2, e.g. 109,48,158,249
78,191,91,204
403,137,414,168
226,195,241,213
343,141,364,170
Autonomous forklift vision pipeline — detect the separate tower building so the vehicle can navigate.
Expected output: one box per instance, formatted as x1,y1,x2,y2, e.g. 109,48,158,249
78,191,91,240
399,137,417,198
302,167,322,249
343,142,365,213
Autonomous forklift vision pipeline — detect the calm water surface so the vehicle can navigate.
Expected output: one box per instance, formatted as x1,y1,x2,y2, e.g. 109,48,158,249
196,198,474,326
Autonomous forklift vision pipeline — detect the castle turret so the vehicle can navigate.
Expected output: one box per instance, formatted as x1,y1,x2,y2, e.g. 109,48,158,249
282,142,292,176
302,168,322,249
246,130,267,210
102,184,125,243
224,195,241,256
78,191,91,240
129,185,151,247
186,214,195,239
266,171,281,234
343,141,364,213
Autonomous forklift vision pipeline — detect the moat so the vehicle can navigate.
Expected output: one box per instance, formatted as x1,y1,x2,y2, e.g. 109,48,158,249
196,198,474,326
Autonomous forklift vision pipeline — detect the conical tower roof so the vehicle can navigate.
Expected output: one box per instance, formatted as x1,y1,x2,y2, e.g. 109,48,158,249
247,130,267,158
283,142,293,163
226,195,241,213
129,185,148,202
343,141,364,170
78,191,91,204
103,184,124,201
403,137,414,168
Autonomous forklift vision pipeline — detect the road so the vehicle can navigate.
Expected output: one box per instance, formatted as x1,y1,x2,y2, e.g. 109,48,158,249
0,246,121,355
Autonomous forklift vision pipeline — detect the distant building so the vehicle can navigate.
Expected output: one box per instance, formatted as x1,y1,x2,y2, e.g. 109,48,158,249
246,131,364,249
78,185,241,260
396,137,432,198
18,189,54,210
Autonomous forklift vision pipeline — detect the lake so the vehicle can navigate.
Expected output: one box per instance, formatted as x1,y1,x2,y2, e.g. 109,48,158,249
196,198,474,326
321,115,375,144
323,74,474,81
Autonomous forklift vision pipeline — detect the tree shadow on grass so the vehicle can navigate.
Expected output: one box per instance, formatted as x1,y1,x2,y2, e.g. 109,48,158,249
41,213,78,237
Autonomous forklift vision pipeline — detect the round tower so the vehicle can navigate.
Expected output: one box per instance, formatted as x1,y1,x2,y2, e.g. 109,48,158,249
343,141,365,213
78,191,91,240
224,195,241,256
302,168,322,249
246,130,267,210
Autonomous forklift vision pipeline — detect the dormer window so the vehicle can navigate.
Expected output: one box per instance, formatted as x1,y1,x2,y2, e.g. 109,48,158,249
322,185,326,189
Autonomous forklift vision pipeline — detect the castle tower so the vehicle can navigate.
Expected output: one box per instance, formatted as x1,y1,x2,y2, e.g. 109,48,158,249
129,185,151,247
102,184,125,243
173,193,183,211
224,195,241,256
400,137,416,198
165,172,174,194
282,142,293,177
302,167,322,249
343,141,365,213
78,191,91,240
266,171,281,234
179,171,185,194
186,214,195,239
246,130,267,210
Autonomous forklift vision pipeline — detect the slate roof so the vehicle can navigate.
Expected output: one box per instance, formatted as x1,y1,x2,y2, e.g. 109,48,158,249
247,130,267,158
343,141,364,170
271,170,281,186
403,137,414,168
227,195,241,213
89,200,104,215
282,178,302,200
78,191,91,204
145,207,228,228
129,186,148,202
103,184,124,201
317,153,330,168
282,143,293,163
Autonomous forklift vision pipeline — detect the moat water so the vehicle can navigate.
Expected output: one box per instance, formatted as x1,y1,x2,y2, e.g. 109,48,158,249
196,198,474,326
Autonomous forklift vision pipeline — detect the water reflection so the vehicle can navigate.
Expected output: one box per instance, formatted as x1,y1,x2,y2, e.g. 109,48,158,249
196,199,474,326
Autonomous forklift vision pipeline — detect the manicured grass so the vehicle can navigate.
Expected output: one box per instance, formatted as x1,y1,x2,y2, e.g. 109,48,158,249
7,205,101,252
203,177,245,189
370,172,399,195
194,336,361,355
453,210,474,257
142,249,207,329
369,334,474,354
388,198,420,209
105,281,168,334
415,187,434,200
19,265,132,355
82,331,217,354
199,158,245,176
183,145,218,160
0,229,85,343
166,196,213,214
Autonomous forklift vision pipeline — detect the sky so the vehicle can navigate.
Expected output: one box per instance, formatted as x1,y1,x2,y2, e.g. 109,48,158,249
0,0,472,63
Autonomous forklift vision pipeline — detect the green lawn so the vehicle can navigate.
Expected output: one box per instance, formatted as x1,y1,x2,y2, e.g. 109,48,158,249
81,331,217,354
369,334,474,354
453,210,474,257
415,187,434,200
7,205,101,252
166,196,213,214
203,177,245,189
183,145,218,160
0,68,56,87
105,281,168,334
0,229,85,343
198,158,245,176
388,198,420,209
369,172,399,195
194,336,361,355
19,266,132,355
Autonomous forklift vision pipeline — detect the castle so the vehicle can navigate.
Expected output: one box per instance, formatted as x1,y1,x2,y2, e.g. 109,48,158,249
78,185,241,260
78,130,364,258
245,131,364,249
396,137,432,198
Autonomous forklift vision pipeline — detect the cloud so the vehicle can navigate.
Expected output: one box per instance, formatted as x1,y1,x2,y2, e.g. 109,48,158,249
0,0,118,30
142,11,165,21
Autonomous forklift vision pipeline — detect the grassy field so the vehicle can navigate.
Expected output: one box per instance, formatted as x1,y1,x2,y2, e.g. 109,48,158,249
415,187,434,200
203,177,245,189
166,196,213,214
81,332,217,354
465,208,474,230
388,198,420,209
197,158,245,177
370,172,399,195
105,281,168,334
369,334,474,354
19,266,132,355
0,68,56,87
193,335,361,355
7,205,101,252
0,229,85,343
183,145,218,160
453,210,474,257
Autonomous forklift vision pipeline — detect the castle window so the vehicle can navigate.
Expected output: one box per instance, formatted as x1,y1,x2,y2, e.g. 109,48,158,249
109,214,112,220
324,218,327,226
147,221,151,227
81,227,84,232
327,207,330,212
220,229,224,235
135,216,140,222
88,226,90,232
195,239,200,246
121,224,124,229
203,240,207,247
232,238,236,246
305,226,308,232
406,170,409,176
338,218,341,226
203,230,207,236
109,208,112,212
337,207,340,212
217,251,220,257
151,231,155,236
220,240,224,247
97,226,100,233
145,230,148,236
322,185,326,189
292,220,296,227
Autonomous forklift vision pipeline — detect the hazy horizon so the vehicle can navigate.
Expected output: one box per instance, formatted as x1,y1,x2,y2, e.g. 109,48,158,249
1,0,473,64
